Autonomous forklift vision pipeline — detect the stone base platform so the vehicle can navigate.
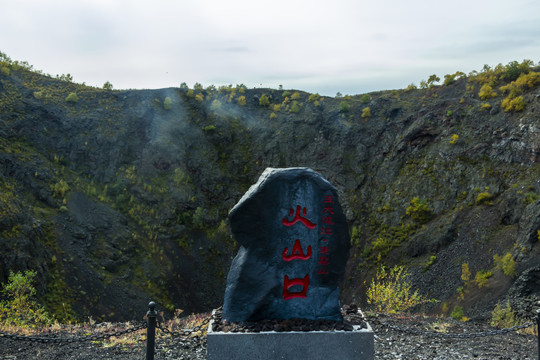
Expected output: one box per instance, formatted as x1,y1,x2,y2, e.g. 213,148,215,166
206,313,374,360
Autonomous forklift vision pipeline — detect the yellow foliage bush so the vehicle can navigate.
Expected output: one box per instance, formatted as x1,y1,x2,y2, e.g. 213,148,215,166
491,300,516,328
366,265,436,313
475,192,493,205
501,96,526,112
500,71,540,96
461,263,471,284
474,269,493,288
478,84,497,100
493,253,517,277
361,107,371,118
307,93,320,103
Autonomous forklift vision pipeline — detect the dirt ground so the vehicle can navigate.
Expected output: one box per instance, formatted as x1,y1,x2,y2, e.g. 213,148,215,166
0,313,537,359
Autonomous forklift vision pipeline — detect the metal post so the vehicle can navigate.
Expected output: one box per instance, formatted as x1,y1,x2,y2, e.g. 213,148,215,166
537,309,539,360
146,301,157,360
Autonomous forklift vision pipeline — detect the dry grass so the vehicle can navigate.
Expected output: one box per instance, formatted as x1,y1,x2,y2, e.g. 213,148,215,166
157,309,212,338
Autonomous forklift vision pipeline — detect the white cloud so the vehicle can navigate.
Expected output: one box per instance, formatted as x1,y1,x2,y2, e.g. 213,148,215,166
1,0,540,95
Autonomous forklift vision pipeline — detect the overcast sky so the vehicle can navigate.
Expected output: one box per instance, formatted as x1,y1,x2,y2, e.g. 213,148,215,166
2,0,540,96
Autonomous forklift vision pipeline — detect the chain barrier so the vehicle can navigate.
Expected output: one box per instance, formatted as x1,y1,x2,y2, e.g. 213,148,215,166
156,315,212,338
0,322,146,344
370,317,536,339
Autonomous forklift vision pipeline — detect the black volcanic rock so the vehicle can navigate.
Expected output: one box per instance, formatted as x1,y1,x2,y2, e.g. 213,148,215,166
222,167,350,322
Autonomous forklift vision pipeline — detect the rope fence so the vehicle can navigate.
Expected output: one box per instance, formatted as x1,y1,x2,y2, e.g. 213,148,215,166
0,302,538,359
372,317,536,338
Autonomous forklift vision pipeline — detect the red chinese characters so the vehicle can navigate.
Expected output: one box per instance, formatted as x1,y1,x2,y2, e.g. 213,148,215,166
281,205,315,300
282,205,317,229
318,195,334,275
282,239,312,261
282,275,310,300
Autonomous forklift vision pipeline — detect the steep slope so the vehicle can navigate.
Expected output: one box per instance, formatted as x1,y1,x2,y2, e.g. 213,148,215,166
0,59,539,322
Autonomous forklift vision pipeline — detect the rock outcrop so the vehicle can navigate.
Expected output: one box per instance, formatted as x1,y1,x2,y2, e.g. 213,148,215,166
0,60,539,321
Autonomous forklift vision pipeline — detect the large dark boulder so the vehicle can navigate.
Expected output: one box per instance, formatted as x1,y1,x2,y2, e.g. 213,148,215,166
222,167,350,322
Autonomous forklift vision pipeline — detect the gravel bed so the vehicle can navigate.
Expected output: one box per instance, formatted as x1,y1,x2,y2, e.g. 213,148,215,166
0,311,537,359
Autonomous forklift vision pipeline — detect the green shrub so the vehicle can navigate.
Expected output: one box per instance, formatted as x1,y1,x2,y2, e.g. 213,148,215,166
259,94,270,107
366,265,436,313
102,81,113,90
498,71,540,112
192,207,205,229
51,180,69,198
500,71,540,95
456,285,465,300
493,253,517,277
269,112,277,119
405,197,432,224
427,74,440,87
210,99,222,113
290,91,300,100
500,60,533,82
236,84,247,93
360,94,371,103
163,97,173,110
443,74,456,86
405,83,417,92
444,71,465,86
0,65,10,76
461,263,471,285
65,92,78,103
474,269,493,288
0,270,52,327
237,95,246,106
339,101,350,113
289,101,300,113
307,93,320,103
57,73,73,82
371,236,392,253
424,255,437,271
450,305,466,321
351,226,362,247
491,300,516,328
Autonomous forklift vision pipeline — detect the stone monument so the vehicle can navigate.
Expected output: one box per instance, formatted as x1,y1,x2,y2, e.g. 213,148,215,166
207,167,374,360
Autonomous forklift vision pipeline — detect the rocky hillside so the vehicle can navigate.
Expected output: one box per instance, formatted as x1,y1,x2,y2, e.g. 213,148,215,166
0,57,539,322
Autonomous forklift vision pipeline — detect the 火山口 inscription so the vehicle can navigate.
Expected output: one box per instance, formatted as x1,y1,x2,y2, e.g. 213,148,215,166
222,167,350,322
